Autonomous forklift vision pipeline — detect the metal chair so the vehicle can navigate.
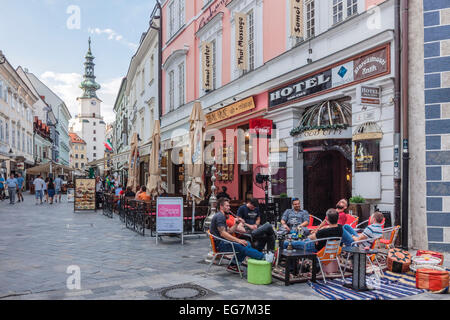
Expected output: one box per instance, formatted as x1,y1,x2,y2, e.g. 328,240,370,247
298,237,345,283
377,225,401,250
206,231,244,279
306,215,323,231
343,238,383,276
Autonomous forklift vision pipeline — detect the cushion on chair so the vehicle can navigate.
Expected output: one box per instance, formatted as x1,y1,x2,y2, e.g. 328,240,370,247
247,259,272,285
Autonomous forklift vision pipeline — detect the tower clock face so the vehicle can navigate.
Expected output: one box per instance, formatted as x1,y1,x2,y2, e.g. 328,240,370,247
91,100,96,106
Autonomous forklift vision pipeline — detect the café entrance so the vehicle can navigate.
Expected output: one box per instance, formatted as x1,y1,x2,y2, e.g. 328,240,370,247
302,140,352,220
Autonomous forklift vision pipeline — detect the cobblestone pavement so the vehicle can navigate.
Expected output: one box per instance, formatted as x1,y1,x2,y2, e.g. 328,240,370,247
0,194,448,300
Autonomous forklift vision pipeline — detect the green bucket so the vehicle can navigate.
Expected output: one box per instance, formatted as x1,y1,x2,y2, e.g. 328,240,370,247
247,259,272,285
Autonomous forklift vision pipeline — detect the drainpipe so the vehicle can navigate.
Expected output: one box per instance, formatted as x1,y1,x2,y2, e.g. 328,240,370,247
400,0,410,249
393,0,401,237
154,0,163,120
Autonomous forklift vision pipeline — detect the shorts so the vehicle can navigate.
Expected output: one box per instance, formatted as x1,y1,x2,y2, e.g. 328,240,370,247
48,189,55,198
35,190,43,200
55,188,61,195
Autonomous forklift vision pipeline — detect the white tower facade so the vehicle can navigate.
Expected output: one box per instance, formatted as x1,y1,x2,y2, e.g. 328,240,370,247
73,38,106,162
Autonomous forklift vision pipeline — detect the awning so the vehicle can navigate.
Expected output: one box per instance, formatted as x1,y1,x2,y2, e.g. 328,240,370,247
353,122,383,141
26,162,74,175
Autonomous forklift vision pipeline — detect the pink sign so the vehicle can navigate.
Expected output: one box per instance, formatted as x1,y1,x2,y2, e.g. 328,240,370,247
158,204,181,218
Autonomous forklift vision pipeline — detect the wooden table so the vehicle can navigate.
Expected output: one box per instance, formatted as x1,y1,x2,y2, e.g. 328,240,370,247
342,246,379,291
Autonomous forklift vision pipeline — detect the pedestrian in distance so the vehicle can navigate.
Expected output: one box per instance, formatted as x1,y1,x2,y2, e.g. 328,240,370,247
16,173,25,203
54,175,63,203
44,177,49,203
6,173,19,205
33,175,45,205
47,177,56,205
0,174,5,201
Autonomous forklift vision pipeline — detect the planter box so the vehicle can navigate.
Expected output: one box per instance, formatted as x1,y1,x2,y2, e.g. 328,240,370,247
348,203,371,223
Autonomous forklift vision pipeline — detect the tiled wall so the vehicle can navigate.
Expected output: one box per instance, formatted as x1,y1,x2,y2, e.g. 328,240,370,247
424,0,450,252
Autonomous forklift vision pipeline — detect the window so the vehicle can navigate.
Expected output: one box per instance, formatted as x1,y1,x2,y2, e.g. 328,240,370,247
333,0,344,24
93,146,96,150
141,69,145,93
347,0,358,17
22,131,25,152
0,119,3,141
81,163,85,168
5,121,8,143
75,154,78,159
75,145,78,150
178,62,185,107
93,130,96,134
12,123,15,147
75,162,79,169
248,10,255,71
168,1,175,38
178,0,185,30
93,153,96,158
168,70,175,112
306,0,315,39
93,137,96,142
93,122,96,126
81,154,84,159
150,54,155,82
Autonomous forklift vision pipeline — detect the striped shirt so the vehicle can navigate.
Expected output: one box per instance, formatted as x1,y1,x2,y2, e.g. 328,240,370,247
361,223,383,247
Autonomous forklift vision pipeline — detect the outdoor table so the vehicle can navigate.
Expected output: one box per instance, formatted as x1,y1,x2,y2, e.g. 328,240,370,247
342,246,378,291
279,246,318,286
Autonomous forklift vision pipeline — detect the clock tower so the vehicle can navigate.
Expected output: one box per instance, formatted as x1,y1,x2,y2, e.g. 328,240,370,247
73,38,106,164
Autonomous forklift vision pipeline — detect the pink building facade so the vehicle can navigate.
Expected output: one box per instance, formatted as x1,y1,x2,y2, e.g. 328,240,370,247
160,0,397,223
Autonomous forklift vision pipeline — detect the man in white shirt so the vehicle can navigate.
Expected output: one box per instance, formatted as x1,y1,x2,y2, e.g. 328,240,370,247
33,175,45,205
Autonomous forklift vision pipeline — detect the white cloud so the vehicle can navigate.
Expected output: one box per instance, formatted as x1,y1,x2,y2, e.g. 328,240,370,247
88,27,138,50
39,71,122,126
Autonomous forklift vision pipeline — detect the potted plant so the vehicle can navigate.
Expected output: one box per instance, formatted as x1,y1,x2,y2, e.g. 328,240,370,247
348,195,371,222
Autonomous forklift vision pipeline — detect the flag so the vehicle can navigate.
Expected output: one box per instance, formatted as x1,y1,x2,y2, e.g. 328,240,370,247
104,139,113,151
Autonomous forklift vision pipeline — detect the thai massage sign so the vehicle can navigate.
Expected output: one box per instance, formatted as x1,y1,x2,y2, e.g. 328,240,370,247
206,97,255,125
202,41,213,91
235,12,248,70
269,45,390,109
290,0,304,38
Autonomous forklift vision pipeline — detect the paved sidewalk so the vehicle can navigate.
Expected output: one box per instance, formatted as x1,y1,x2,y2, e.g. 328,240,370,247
0,194,448,300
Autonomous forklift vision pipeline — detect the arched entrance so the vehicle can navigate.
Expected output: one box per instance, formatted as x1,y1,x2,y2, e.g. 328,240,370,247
302,141,352,219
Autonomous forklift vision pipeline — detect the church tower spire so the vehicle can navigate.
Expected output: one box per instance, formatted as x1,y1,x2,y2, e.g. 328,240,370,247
79,37,101,99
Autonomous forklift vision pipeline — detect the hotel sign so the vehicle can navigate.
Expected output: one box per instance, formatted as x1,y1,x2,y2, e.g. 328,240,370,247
357,85,381,106
269,45,390,109
206,97,256,125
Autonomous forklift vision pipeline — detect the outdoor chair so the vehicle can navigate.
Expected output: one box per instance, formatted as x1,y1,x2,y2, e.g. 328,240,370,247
355,216,385,232
297,237,345,284
377,226,401,250
306,215,323,231
206,231,244,279
345,215,359,229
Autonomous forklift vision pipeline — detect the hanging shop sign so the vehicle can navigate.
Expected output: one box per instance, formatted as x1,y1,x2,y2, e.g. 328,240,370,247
206,96,256,125
290,0,304,38
202,41,213,91
235,12,248,70
356,85,382,107
250,119,273,135
269,44,390,109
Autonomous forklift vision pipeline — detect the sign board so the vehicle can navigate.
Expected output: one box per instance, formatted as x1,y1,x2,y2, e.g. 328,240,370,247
74,178,96,212
250,119,273,135
235,12,248,70
269,44,390,109
206,97,255,125
156,197,184,244
290,0,304,38
356,85,381,106
202,41,213,91
67,188,75,203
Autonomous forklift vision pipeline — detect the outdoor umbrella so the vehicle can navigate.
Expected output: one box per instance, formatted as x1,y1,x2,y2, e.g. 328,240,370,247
186,101,206,233
127,133,140,193
146,120,164,197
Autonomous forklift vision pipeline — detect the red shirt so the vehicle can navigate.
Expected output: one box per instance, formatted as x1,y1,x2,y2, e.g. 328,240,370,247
338,212,348,225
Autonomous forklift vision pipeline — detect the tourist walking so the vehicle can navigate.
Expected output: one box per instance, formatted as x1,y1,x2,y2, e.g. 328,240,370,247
43,177,48,203
6,173,18,205
47,178,56,205
33,175,45,205
54,176,63,203
16,173,25,203
0,174,5,201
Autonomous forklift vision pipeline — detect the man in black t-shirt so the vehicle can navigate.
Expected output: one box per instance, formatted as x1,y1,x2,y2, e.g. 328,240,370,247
237,199,276,252
283,208,343,252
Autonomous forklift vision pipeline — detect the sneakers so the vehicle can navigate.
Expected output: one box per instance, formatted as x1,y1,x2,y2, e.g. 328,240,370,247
226,264,241,274
265,252,274,263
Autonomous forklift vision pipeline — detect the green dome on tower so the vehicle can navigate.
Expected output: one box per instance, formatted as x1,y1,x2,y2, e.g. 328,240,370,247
79,37,101,99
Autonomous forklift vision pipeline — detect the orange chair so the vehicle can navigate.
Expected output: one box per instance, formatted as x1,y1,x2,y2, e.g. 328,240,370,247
378,226,400,250
206,231,244,278
345,215,359,228
306,215,323,230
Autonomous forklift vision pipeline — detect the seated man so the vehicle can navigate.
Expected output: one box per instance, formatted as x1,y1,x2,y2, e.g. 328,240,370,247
312,199,349,233
284,208,343,253
237,199,276,252
342,211,384,247
280,197,310,238
210,198,274,274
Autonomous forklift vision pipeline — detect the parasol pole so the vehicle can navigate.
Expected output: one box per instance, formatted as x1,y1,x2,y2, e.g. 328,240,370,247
192,192,195,234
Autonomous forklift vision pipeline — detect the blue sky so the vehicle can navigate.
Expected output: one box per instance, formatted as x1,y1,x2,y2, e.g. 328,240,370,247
0,0,157,123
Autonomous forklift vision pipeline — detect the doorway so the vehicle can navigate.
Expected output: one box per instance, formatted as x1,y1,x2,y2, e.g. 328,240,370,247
303,142,352,220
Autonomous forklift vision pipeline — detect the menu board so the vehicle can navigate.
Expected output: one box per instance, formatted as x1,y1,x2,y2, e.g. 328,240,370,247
74,178,96,211
156,197,184,244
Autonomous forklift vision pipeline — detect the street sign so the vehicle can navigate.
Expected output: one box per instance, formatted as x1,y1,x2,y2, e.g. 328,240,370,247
156,197,184,245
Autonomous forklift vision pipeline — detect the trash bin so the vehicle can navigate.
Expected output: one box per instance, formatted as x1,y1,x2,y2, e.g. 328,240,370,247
247,259,272,285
